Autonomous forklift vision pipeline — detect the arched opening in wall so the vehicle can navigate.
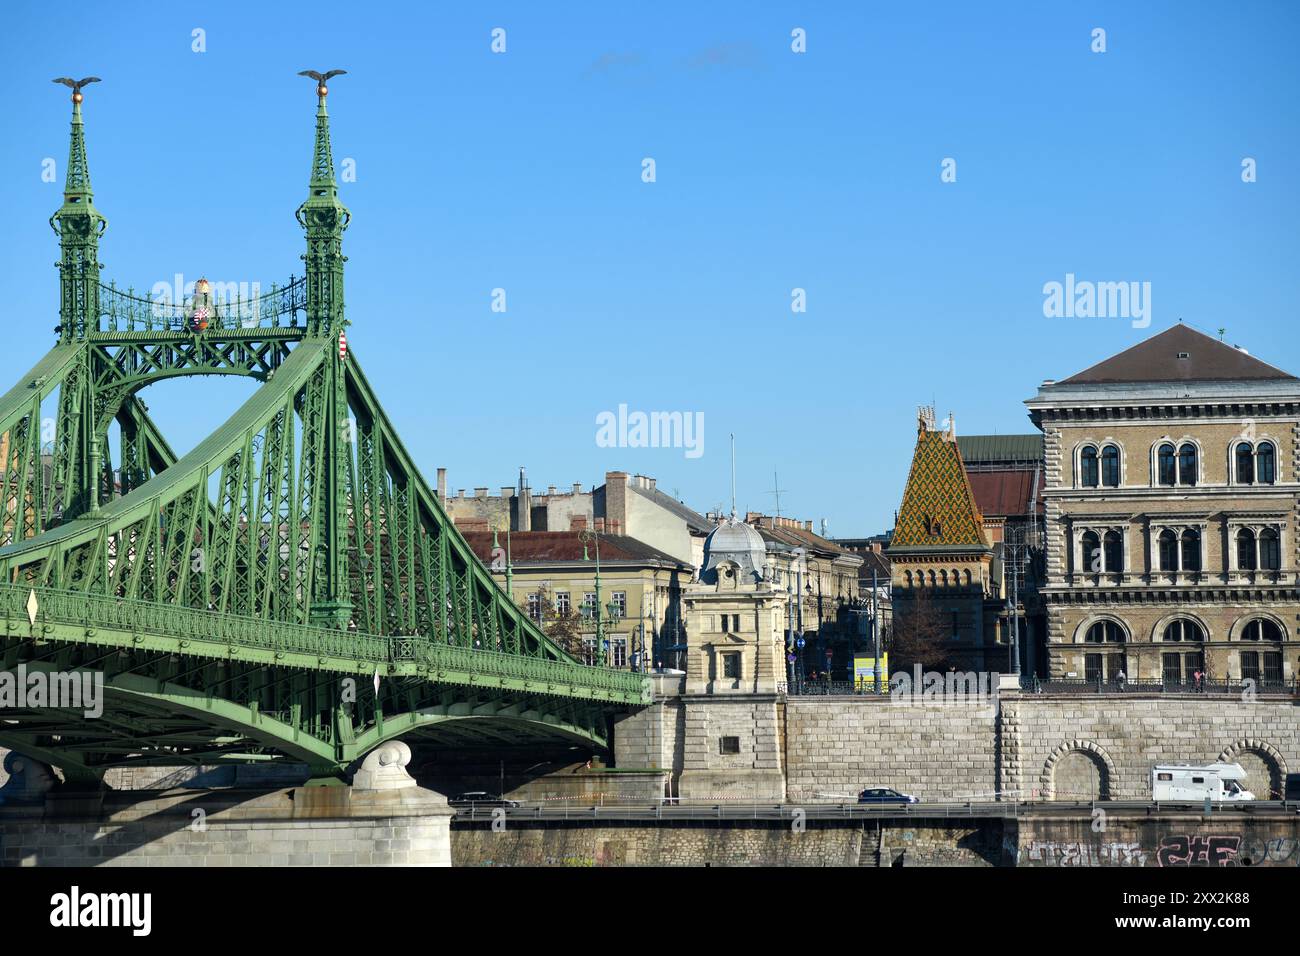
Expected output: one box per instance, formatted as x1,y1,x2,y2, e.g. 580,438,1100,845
1050,750,1109,801
1230,749,1284,800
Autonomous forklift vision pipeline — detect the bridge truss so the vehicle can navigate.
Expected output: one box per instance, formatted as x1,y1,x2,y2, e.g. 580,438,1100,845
0,80,646,784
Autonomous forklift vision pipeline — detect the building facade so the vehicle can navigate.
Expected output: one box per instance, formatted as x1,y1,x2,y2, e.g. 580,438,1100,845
1028,324,1300,685
887,407,1005,670
460,531,691,671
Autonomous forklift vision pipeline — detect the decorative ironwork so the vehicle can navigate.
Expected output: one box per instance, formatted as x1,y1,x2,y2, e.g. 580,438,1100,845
0,74,647,782
96,277,308,333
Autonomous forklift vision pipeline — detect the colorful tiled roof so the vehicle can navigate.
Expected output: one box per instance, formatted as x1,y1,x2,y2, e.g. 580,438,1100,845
890,425,988,550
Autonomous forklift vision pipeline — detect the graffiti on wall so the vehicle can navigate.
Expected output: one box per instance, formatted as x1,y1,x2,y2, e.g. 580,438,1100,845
1023,840,1147,867
1156,835,1239,867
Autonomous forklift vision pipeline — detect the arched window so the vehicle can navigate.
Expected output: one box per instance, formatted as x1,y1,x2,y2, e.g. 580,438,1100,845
1259,528,1281,571
1163,619,1205,642
1157,443,1177,486
1085,621,1125,643
939,570,948,587
1080,446,1099,487
1081,531,1101,572
1236,442,1255,484
1157,529,1178,572
1180,528,1201,572
1101,445,1120,487
1257,442,1276,484
1241,619,1283,642
1103,530,1123,572
1177,443,1197,485
1236,528,1257,571
904,571,913,588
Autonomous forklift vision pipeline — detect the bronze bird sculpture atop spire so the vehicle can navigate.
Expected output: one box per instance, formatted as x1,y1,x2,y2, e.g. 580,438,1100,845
52,76,101,103
298,69,347,97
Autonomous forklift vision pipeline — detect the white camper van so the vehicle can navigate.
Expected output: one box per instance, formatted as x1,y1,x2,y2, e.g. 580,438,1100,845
1151,763,1255,802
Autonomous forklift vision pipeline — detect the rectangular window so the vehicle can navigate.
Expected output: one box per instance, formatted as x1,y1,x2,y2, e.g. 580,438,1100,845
719,736,740,755
611,637,627,668
1085,653,1103,683
1263,652,1283,683
581,592,597,619
555,591,570,615
1106,655,1126,681
611,591,627,618
1240,651,1260,683
582,637,598,666
1161,652,1182,684
731,614,742,633
722,652,741,679
526,593,542,622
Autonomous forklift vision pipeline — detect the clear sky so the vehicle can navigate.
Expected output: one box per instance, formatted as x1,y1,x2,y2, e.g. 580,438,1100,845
1,1,1297,536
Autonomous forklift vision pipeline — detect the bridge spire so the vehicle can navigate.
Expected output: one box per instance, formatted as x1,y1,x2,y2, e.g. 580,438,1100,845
296,71,354,629
295,70,350,339
50,77,107,342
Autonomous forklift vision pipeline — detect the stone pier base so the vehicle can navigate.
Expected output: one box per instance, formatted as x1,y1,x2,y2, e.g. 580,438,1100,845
0,784,453,867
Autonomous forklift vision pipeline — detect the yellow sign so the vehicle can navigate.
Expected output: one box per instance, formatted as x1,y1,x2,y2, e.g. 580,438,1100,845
852,654,889,688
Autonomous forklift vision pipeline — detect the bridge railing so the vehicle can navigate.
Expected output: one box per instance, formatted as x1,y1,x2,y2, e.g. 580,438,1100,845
96,277,308,334
0,584,645,701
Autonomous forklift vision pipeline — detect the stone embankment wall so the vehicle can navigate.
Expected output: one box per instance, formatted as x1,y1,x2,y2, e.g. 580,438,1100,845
0,787,452,867
617,690,1300,803
452,814,1300,867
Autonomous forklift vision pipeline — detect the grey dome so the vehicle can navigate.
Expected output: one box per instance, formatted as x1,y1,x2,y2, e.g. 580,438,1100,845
701,516,767,584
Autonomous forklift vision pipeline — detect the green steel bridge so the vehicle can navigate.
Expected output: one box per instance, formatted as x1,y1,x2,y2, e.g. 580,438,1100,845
0,76,648,786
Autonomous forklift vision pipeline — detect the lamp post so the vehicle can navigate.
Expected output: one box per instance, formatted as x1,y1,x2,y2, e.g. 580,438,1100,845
1003,526,1030,677
579,528,607,667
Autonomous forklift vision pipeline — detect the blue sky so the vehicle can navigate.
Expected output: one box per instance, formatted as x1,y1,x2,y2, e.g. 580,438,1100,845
1,1,1297,535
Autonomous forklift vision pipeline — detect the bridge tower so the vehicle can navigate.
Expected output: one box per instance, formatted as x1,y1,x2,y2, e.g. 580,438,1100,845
51,83,107,344
296,73,353,629
49,82,109,520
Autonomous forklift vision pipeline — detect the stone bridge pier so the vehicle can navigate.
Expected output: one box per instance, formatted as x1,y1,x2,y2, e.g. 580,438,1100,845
0,742,454,867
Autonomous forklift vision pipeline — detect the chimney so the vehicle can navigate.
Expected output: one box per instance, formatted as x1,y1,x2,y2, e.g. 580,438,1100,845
519,468,533,532
437,467,447,502
804,520,813,532
572,482,582,495
458,489,466,498
647,477,656,491
605,471,629,536
501,486,514,499
475,487,489,498
547,485,557,495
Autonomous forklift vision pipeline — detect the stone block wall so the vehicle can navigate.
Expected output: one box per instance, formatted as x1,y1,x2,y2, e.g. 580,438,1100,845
678,695,784,801
0,786,452,867
783,697,1001,802
1007,695,1300,800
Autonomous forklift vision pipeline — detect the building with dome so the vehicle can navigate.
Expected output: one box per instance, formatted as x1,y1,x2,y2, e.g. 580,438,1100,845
674,511,791,801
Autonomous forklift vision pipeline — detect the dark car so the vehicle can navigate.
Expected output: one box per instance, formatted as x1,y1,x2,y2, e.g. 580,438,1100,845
448,791,520,808
857,787,919,805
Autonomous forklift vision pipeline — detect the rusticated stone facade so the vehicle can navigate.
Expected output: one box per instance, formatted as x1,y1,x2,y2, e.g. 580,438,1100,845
1027,324,1300,683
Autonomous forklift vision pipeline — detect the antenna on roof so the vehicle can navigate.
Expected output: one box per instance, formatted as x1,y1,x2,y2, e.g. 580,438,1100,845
730,433,737,519
768,471,788,518
1218,327,1226,341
